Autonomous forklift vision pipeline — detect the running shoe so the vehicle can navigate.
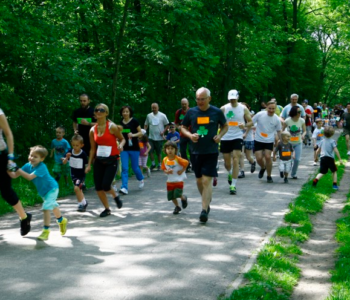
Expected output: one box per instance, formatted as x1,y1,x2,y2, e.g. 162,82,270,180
173,206,182,215
267,176,273,183
119,188,128,195
100,208,111,217
157,165,161,171
230,186,237,195
258,168,266,179
37,229,50,241
313,162,317,166
213,177,218,187
181,195,188,209
228,173,232,185
58,217,68,236
199,209,208,223
312,179,318,187
139,180,144,189
238,171,245,178
291,176,298,179
284,177,288,183
250,161,256,173
114,196,123,209
77,201,88,212
333,184,339,190
20,212,32,236
280,171,284,178
150,164,156,171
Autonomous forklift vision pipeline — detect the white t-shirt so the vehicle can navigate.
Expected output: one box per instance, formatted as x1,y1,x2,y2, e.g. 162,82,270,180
0,109,7,151
221,103,245,140
144,112,169,141
253,111,281,143
312,127,324,146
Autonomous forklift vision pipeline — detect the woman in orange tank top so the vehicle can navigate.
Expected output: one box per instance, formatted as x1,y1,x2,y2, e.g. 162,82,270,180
86,104,125,217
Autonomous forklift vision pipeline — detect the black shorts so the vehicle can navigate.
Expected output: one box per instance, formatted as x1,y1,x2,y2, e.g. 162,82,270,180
220,139,243,153
191,153,218,178
254,140,274,152
72,177,85,189
314,145,319,152
320,157,337,174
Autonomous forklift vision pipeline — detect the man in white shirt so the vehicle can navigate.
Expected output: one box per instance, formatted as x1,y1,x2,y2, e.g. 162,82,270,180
253,101,282,183
144,103,169,170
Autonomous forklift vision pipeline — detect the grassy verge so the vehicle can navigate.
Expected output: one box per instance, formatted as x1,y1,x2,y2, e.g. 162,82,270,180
224,135,348,300
326,191,350,300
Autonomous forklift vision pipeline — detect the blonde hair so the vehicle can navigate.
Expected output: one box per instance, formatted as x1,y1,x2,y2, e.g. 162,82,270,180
95,103,109,115
281,131,291,138
71,134,84,144
30,145,48,158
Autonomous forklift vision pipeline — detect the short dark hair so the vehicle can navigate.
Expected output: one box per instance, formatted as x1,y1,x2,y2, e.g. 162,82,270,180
163,141,178,153
119,105,134,117
289,106,300,118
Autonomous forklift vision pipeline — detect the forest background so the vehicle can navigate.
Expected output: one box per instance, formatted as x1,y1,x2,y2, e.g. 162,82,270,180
1,0,350,157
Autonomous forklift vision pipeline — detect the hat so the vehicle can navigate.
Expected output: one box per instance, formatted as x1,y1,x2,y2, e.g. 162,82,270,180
303,99,308,103
228,89,239,100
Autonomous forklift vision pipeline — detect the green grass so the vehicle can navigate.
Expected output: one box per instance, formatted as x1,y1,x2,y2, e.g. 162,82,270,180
225,135,348,300
326,192,350,300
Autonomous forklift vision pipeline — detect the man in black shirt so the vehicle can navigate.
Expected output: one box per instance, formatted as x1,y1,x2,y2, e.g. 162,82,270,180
71,94,96,156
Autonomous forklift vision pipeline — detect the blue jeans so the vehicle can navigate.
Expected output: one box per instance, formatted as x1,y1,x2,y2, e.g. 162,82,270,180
291,143,302,177
120,151,144,190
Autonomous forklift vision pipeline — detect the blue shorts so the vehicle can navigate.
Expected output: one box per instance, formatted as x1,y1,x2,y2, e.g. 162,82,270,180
41,188,59,210
244,141,254,150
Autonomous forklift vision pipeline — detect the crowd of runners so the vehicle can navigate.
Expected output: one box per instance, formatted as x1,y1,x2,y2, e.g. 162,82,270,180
1,89,349,239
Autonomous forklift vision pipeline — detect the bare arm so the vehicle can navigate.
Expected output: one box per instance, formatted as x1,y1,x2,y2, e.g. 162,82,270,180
0,114,15,165
243,107,253,128
214,122,229,143
86,128,96,171
8,168,37,181
111,123,125,149
181,125,199,143
73,121,78,133
334,147,342,162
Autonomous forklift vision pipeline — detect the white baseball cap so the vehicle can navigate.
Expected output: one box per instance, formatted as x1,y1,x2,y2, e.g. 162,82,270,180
228,89,239,100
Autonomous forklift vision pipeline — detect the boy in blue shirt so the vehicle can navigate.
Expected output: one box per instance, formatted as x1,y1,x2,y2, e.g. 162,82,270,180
50,126,71,185
166,122,180,154
8,145,68,240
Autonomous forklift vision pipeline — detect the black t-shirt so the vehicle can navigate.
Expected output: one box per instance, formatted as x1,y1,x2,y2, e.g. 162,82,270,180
313,107,321,119
182,105,226,154
67,149,88,179
71,107,96,144
341,112,350,130
121,118,141,151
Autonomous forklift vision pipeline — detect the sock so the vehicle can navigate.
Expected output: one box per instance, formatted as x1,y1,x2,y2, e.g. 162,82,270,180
81,198,86,205
57,216,63,223
44,226,50,230
231,179,237,187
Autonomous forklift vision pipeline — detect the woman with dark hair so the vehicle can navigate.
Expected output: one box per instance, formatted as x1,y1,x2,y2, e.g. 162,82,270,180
86,103,125,217
282,106,306,179
119,105,144,195
0,107,32,235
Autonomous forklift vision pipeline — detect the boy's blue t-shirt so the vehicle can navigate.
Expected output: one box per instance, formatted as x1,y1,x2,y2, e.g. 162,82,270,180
166,131,180,143
22,162,58,197
51,138,71,164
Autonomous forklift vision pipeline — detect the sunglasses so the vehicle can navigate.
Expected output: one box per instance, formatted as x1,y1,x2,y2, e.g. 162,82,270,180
95,108,106,113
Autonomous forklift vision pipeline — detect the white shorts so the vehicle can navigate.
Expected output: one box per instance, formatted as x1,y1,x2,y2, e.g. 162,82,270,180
279,160,292,173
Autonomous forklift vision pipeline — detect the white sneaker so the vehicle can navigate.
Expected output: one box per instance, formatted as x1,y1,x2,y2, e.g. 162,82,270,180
120,188,128,195
139,180,144,189
347,151,350,156
147,168,151,178
313,162,317,166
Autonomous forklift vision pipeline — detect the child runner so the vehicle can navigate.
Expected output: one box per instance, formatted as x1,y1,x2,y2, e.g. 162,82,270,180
139,130,151,177
161,141,188,214
166,122,180,153
313,126,342,190
8,145,68,240
62,134,89,212
50,126,71,185
273,131,294,183
312,118,324,166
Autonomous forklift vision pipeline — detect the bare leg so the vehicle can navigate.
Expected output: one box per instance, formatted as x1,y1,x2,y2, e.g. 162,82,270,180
255,150,265,169
43,210,51,227
172,199,179,207
74,186,84,202
96,190,110,209
13,201,27,219
232,150,241,179
264,150,273,176
196,176,212,211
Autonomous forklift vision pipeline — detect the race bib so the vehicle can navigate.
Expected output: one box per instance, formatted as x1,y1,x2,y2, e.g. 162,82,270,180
313,110,317,113
318,133,323,137
97,145,112,157
152,118,159,126
282,151,291,157
139,142,144,148
197,117,209,124
290,137,299,142
77,118,91,124
228,121,238,126
171,136,179,142
69,157,83,169
261,132,268,138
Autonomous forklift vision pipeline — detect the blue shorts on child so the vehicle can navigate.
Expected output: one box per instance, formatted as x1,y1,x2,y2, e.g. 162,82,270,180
42,188,59,210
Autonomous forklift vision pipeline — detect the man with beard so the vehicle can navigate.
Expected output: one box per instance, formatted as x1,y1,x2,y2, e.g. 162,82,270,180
71,94,96,156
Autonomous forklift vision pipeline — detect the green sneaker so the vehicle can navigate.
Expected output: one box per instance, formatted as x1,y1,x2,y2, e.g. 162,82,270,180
229,186,236,195
37,229,50,241
228,173,232,185
58,217,68,236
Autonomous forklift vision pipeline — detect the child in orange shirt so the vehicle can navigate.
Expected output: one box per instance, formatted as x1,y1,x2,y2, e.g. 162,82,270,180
161,141,188,214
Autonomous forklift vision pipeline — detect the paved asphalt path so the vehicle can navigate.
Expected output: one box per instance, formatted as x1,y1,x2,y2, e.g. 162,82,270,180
0,144,320,300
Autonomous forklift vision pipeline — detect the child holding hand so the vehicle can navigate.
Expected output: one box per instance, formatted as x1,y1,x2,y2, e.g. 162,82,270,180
273,131,294,183
161,141,188,214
